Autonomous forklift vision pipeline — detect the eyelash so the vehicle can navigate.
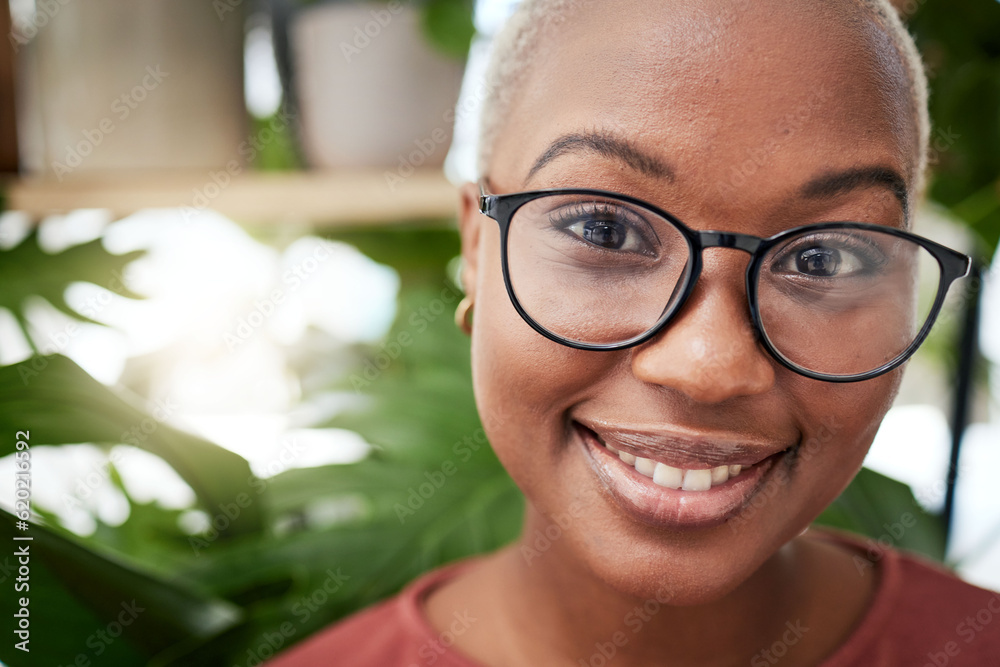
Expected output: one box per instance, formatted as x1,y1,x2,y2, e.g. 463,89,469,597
548,202,658,252
774,232,888,275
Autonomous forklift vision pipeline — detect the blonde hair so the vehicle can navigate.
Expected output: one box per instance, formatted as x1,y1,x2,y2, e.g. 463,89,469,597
476,0,930,198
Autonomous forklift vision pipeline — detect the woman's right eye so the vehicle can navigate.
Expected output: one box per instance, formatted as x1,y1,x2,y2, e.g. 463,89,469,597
567,218,640,251
551,204,656,256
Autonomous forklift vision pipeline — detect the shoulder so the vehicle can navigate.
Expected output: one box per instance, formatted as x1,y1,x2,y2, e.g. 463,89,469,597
816,529,1000,667
265,559,484,667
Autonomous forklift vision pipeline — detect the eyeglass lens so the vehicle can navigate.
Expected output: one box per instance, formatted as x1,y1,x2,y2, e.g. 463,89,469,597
504,193,940,377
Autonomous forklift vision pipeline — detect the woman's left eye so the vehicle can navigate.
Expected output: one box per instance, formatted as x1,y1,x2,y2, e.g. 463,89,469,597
795,246,849,276
776,239,880,279
566,217,647,253
795,246,866,278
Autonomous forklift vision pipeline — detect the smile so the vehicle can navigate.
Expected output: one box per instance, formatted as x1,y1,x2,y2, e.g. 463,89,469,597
573,420,796,529
610,444,743,491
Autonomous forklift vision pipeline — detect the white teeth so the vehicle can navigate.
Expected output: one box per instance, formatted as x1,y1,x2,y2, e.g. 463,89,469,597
634,457,657,477
682,468,713,491
605,444,747,491
710,465,730,485
652,462,684,489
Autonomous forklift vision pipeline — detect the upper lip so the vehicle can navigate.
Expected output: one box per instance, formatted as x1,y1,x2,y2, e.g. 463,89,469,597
573,416,796,469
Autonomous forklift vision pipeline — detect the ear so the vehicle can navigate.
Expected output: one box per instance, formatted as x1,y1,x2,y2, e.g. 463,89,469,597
457,181,484,299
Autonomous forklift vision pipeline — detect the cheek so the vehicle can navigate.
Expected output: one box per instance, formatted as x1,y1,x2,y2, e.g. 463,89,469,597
778,370,902,523
469,229,615,487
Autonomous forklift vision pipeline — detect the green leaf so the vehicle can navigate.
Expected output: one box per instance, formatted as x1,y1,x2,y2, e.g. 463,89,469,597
910,0,1000,258
0,230,145,342
0,509,243,666
420,0,475,60
0,355,262,538
815,467,947,562
174,463,521,663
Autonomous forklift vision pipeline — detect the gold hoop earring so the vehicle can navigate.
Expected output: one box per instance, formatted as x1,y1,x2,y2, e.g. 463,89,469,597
455,297,474,335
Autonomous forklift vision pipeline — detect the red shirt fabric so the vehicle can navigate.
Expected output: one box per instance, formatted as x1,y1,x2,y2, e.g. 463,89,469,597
266,530,1000,666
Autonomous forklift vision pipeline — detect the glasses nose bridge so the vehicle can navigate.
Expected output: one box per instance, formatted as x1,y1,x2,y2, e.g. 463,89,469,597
695,231,763,255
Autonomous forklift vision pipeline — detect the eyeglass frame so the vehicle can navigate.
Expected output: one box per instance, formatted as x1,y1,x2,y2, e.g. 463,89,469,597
477,178,973,383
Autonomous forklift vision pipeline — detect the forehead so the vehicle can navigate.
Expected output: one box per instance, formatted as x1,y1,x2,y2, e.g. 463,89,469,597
493,0,916,206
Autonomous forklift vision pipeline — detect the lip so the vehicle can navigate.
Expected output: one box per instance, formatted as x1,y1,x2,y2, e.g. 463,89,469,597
574,416,790,469
573,420,797,530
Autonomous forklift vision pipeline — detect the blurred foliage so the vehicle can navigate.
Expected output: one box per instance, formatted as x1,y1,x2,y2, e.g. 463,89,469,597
0,230,144,345
419,0,476,59
817,467,946,561
0,356,262,540
0,0,997,664
911,0,1000,258
0,511,243,666
0,226,523,665
248,113,304,172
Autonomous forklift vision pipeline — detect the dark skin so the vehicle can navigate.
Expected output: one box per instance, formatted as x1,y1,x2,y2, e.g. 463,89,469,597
428,1,920,665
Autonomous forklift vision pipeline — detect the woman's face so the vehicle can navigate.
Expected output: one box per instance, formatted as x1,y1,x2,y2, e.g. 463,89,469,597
459,0,917,604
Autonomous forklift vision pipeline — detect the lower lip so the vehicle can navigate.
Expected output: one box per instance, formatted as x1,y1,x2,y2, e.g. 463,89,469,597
575,423,789,530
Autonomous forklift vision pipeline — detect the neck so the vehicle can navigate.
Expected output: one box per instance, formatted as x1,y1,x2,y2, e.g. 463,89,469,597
492,510,807,666
426,507,874,667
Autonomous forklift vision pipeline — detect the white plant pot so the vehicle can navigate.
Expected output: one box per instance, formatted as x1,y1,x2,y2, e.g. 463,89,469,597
291,1,464,170
16,0,246,180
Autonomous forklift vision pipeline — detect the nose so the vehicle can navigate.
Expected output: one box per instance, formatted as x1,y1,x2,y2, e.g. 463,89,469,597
631,253,776,403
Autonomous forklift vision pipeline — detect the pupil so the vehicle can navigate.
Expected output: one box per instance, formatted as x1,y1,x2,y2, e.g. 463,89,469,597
797,247,841,276
583,221,624,248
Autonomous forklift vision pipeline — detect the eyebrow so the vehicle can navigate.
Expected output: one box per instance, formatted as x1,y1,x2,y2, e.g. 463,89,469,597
524,130,910,219
525,130,675,184
799,166,909,219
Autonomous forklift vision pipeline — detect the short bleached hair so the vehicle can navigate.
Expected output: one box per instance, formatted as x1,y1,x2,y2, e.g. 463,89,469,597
476,0,930,200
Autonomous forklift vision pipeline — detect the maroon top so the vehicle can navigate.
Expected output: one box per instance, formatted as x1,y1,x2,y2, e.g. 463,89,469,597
267,530,1000,666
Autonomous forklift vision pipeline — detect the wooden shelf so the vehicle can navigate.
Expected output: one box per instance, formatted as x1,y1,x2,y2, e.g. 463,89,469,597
4,168,460,227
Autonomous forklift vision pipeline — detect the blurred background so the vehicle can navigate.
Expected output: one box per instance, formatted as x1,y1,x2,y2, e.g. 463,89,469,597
0,0,997,664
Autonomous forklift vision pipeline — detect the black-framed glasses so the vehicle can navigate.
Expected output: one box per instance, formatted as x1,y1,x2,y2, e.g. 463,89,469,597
478,179,972,382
